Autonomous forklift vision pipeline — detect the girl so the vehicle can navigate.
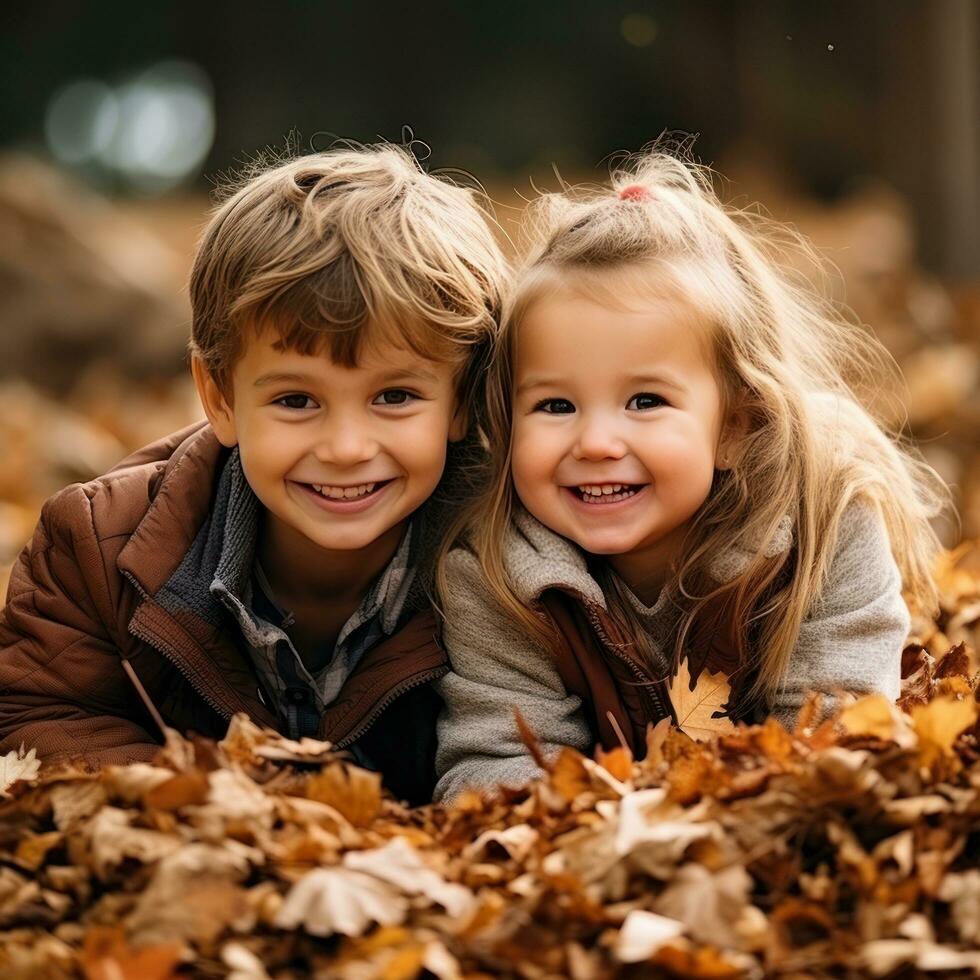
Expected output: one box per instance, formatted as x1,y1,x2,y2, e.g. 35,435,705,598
433,148,949,801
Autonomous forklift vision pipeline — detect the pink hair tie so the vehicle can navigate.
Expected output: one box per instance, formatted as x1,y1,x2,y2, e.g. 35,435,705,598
619,184,653,202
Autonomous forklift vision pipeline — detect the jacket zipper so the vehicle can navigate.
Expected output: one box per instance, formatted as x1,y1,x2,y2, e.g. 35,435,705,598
582,603,674,725
121,571,246,724
333,664,448,749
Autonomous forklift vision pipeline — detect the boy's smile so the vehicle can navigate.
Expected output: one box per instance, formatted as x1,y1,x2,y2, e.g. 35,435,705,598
511,279,736,597
195,328,464,574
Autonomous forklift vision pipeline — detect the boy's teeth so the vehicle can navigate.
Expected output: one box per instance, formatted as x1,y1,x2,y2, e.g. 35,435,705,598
310,482,377,500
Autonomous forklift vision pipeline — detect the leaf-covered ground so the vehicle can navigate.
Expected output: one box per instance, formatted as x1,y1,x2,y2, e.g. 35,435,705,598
0,549,977,979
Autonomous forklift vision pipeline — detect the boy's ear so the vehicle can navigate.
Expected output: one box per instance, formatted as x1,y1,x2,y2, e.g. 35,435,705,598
191,355,239,448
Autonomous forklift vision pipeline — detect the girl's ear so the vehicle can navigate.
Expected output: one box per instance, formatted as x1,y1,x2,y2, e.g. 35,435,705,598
191,355,239,448
449,405,470,442
716,402,752,471
448,398,469,443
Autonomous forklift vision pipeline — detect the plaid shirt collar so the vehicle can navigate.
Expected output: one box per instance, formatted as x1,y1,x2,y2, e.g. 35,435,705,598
208,450,420,729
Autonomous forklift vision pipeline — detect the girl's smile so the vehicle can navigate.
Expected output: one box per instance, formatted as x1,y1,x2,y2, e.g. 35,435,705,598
563,482,650,506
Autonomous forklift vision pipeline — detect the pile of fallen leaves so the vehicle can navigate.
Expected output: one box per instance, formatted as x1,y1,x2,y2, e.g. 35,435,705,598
0,553,978,979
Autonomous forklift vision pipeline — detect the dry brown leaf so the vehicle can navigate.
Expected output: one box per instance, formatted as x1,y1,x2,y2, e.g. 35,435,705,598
596,745,633,782
305,761,382,827
909,695,979,769
275,867,407,937
344,837,474,916
142,769,209,810
652,862,752,947
80,927,184,980
838,693,917,747
14,831,62,871
549,747,591,803
0,746,40,797
615,909,685,962
667,658,737,741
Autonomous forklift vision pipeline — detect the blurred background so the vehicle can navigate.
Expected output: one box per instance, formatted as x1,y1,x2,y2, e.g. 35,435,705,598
0,0,978,595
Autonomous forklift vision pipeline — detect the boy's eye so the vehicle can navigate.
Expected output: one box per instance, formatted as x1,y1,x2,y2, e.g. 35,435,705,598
627,392,668,411
276,394,316,410
373,388,417,406
534,398,576,415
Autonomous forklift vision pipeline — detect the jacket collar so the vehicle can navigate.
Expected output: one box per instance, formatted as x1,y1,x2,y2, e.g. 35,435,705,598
116,424,277,726
508,506,795,610
116,422,226,597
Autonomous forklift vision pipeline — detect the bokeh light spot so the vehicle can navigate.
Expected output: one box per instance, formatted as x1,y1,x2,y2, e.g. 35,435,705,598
621,14,658,48
44,79,119,165
44,60,214,194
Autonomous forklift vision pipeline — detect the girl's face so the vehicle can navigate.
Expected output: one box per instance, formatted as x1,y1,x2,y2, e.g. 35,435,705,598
511,279,732,593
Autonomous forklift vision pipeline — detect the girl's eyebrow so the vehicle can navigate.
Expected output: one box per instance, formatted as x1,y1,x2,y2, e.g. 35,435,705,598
515,376,564,395
627,373,686,393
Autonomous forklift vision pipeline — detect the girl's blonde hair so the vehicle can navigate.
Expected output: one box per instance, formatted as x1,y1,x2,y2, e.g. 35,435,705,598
443,143,950,711
189,142,507,422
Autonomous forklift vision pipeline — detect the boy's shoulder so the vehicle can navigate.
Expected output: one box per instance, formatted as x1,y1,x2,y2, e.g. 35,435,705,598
40,420,222,548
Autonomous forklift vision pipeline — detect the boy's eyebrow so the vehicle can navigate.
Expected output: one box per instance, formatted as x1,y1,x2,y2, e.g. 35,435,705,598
253,371,319,388
374,367,442,385
252,367,443,388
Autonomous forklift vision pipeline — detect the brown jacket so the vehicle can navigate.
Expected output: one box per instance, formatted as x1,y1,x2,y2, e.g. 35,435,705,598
0,423,447,799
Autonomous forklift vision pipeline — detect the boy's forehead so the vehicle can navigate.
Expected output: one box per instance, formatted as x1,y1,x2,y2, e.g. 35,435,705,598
239,327,453,379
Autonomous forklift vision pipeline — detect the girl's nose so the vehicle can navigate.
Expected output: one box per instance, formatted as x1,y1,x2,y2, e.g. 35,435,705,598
572,419,627,461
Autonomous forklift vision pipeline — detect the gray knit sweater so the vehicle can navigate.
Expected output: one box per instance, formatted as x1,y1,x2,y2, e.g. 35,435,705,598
434,499,909,801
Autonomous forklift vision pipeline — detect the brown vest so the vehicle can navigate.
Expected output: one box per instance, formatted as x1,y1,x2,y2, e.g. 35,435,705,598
539,586,764,757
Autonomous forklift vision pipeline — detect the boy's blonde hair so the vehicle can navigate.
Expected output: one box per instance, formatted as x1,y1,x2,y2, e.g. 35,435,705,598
189,142,507,421
447,144,950,711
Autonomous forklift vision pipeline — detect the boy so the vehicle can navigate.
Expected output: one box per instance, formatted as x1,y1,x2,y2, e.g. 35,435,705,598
0,144,506,803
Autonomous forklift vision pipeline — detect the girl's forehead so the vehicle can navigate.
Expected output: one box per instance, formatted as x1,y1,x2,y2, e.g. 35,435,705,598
520,260,713,324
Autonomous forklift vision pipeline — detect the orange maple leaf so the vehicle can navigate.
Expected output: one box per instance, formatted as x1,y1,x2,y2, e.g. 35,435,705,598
667,657,737,741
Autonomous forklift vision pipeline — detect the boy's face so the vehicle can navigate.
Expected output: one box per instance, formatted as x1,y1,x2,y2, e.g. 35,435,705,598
195,329,464,555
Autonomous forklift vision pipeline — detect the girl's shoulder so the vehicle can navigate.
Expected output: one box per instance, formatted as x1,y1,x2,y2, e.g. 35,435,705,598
446,507,606,608
812,496,900,616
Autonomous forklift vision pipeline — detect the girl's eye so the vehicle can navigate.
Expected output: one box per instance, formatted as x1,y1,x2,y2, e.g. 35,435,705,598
534,398,576,415
627,392,668,411
373,389,417,406
276,394,316,410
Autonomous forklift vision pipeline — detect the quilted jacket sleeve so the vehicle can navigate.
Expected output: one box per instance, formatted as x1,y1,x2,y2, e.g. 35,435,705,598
0,485,161,766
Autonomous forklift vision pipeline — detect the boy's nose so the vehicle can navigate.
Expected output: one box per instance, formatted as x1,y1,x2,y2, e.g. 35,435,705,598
316,419,379,466
572,419,627,461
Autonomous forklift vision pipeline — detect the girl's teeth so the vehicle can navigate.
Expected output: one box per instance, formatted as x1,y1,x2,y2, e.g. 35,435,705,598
578,485,638,504
579,483,626,496
310,482,377,500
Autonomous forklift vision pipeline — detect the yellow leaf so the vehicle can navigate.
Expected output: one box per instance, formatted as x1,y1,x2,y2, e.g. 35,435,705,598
839,694,917,747
667,658,737,741
910,695,978,768
597,745,634,782
305,762,381,827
